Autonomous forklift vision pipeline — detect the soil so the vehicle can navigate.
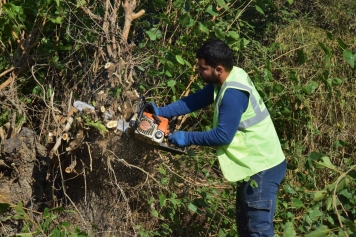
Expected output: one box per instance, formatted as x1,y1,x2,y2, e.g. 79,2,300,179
0,127,163,236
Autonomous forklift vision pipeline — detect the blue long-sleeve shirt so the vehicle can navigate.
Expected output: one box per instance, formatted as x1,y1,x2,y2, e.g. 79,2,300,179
158,83,249,146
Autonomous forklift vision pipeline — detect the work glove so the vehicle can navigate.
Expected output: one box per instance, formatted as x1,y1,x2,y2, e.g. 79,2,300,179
145,102,160,115
168,131,187,147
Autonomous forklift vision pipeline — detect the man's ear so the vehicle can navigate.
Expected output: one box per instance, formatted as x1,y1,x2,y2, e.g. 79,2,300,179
215,65,224,74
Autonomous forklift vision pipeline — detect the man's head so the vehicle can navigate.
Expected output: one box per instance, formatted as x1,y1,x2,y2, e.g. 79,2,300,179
196,40,234,86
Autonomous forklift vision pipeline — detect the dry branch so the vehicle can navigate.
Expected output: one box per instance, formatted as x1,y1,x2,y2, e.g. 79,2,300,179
122,0,145,42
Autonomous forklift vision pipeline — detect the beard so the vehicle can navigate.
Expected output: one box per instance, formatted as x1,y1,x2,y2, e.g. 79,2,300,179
200,70,220,84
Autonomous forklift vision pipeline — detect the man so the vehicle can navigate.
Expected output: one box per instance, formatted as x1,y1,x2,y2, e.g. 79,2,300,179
149,40,286,237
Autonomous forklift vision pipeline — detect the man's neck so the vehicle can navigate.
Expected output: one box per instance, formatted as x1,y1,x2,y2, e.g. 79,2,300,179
217,71,231,87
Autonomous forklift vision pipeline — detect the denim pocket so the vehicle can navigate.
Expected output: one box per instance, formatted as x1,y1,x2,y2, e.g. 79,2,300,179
247,200,272,232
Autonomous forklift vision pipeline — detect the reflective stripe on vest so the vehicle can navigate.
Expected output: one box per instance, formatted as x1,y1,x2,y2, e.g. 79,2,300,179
216,81,270,129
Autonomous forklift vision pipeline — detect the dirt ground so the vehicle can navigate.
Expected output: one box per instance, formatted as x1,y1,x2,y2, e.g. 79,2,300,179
0,126,165,236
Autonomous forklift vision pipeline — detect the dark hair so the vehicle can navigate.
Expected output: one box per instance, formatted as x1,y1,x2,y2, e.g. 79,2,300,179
196,40,234,71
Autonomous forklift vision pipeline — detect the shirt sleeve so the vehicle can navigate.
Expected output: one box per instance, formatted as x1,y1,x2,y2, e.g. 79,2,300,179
158,83,215,119
185,88,249,146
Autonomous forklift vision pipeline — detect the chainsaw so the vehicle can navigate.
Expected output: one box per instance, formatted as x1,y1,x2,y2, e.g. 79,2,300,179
73,98,186,155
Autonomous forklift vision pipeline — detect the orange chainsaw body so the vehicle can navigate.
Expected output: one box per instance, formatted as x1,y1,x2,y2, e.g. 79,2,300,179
141,112,170,136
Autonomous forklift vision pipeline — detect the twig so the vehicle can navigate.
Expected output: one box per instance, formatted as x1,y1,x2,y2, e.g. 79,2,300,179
225,0,253,33
0,67,15,78
56,153,88,226
67,91,73,114
81,159,87,204
247,43,318,75
333,164,356,237
0,91,21,114
85,142,93,172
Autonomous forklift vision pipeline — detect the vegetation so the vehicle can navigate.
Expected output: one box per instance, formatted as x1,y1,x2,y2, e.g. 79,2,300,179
0,0,355,236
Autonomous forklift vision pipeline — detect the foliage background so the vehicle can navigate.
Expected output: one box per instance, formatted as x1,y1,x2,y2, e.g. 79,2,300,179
0,0,356,236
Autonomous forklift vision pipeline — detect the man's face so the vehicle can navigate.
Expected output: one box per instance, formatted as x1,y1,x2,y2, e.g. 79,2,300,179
197,58,220,84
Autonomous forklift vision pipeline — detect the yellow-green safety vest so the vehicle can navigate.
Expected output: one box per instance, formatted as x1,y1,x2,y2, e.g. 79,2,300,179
213,66,285,182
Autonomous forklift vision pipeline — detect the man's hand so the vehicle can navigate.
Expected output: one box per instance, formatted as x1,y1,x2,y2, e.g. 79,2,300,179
168,131,187,147
145,102,160,115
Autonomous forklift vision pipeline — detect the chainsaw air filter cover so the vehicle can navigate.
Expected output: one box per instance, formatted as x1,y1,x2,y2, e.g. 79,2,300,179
135,112,169,144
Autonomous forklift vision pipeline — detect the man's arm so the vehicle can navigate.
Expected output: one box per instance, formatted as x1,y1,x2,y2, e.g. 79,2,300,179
184,88,249,146
158,83,215,119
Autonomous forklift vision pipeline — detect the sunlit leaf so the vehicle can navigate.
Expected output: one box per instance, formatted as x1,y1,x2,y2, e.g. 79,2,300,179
175,55,185,65
216,0,229,10
206,5,219,16
151,209,158,217
159,193,166,208
313,156,335,170
255,6,264,15
284,222,296,237
305,225,330,237
331,77,342,86
188,203,197,213
312,190,327,202
302,80,318,94
343,49,355,68
167,80,176,87
199,22,209,34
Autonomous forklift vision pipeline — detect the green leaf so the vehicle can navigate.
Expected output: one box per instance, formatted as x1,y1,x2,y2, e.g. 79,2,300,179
188,203,197,213
206,5,219,16
151,209,158,217
281,107,292,117
216,0,229,10
145,28,162,41
167,80,176,87
287,0,294,4
305,225,330,237
250,180,258,188
50,16,64,24
297,49,307,64
198,22,209,34
55,0,60,7
85,121,108,133
284,222,296,237
15,202,26,216
255,5,264,14
158,167,166,175
161,178,168,185
292,198,304,209
313,156,335,170
165,70,172,77
179,14,191,26
215,28,225,39
159,193,166,208
339,189,352,199
318,42,330,55
312,190,327,202
239,38,250,49
227,31,239,40
331,78,342,86
175,55,185,65
337,38,348,50
343,50,355,68
302,80,318,94
60,222,71,228
145,31,156,41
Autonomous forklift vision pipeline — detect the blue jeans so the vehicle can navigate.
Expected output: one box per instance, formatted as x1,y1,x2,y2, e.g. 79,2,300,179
236,160,286,237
